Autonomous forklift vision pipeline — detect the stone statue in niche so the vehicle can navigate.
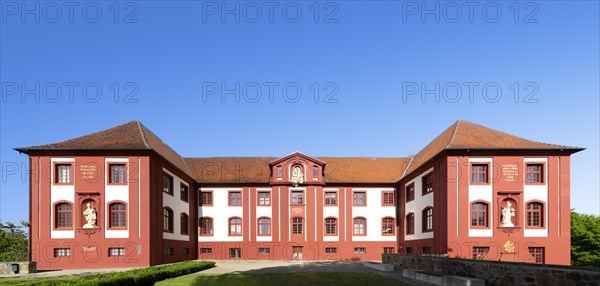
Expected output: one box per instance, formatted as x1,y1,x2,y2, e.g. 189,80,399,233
500,201,516,227
290,165,304,187
83,202,97,229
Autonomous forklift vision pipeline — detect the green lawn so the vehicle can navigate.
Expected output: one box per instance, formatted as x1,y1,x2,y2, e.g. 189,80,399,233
157,272,407,286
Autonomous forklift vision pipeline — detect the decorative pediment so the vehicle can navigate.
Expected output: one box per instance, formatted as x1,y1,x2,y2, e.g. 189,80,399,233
269,152,325,186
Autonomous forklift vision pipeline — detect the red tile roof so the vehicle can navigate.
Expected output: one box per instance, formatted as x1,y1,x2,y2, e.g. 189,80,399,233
183,157,412,183
16,120,583,184
403,120,583,176
15,121,192,178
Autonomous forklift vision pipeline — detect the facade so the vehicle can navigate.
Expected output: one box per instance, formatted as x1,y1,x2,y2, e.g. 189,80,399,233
15,120,582,269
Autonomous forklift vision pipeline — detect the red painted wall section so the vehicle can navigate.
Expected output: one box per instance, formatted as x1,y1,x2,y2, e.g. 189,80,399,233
30,153,152,270
441,152,572,265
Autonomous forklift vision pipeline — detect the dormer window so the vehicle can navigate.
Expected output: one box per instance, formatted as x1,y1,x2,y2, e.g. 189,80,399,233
277,166,282,177
313,166,318,178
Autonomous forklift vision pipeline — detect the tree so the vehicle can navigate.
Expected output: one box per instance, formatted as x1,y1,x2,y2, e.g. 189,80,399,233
571,210,600,266
0,220,29,262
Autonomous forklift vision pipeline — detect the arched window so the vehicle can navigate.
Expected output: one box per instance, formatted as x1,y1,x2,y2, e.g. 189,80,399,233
109,202,126,228
229,217,242,236
180,213,189,235
325,217,337,235
471,202,488,227
382,217,394,235
258,217,271,235
55,202,72,228
422,207,433,232
163,208,173,232
353,217,366,235
527,202,544,227
292,217,303,234
406,213,415,234
199,217,213,236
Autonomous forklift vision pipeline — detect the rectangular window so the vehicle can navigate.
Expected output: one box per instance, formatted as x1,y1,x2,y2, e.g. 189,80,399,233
383,247,395,254
165,248,174,256
199,217,213,236
423,208,433,232
406,247,413,254
200,191,213,206
292,217,303,234
471,202,488,227
422,174,433,195
258,248,270,254
180,184,189,202
406,214,415,235
527,202,544,227
313,166,318,178
200,248,213,254
325,218,337,235
471,164,488,184
183,248,189,255
258,192,271,206
529,247,545,264
406,184,415,202
473,247,489,260
229,191,241,206
229,248,241,259
526,164,544,183
422,247,432,254
54,248,70,257
109,164,126,184
382,191,394,206
291,191,304,205
180,214,189,235
229,218,242,236
258,218,271,235
55,164,72,184
325,247,337,254
109,248,125,257
163,173,173,195
353,192,366,206
354,247,366,254
277,166,282,177
325,192,337,205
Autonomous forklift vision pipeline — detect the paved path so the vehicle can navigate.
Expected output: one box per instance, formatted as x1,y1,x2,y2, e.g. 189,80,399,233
197,260,436,285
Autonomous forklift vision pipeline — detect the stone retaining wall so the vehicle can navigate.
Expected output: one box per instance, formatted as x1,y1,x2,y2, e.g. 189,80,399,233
383,254,600,286
0,262,36,275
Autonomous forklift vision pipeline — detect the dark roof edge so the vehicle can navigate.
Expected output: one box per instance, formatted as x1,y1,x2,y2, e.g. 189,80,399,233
14,147,152,153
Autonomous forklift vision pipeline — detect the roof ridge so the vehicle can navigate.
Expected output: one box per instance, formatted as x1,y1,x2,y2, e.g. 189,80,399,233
445,120,461,149
136,121,151,149
400,156,414,179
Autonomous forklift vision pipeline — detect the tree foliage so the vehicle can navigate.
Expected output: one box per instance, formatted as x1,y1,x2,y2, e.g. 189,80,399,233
0,220,29,262
571,210,600,266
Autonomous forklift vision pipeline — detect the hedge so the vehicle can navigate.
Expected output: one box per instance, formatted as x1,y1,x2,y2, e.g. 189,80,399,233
2,260,215,286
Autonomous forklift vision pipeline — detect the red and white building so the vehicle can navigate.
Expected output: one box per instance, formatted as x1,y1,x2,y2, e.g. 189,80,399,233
15,120,582,269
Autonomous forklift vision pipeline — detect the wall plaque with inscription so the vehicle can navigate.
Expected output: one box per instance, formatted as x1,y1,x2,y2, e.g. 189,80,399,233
502,164,519,182
80,164,98,180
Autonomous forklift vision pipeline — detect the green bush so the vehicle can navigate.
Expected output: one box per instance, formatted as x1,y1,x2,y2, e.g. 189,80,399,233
2,260,215,286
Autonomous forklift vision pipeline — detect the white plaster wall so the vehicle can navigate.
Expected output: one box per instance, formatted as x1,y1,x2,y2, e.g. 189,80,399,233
523,158,549,237
351,188,396,242
104,158,129,239
162,168,190,241
467,158,494,237
405,168,435,241
50,158,75,239
198,188,243,242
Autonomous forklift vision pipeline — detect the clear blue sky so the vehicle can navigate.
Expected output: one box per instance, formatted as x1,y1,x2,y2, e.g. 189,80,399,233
1,1,598,225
